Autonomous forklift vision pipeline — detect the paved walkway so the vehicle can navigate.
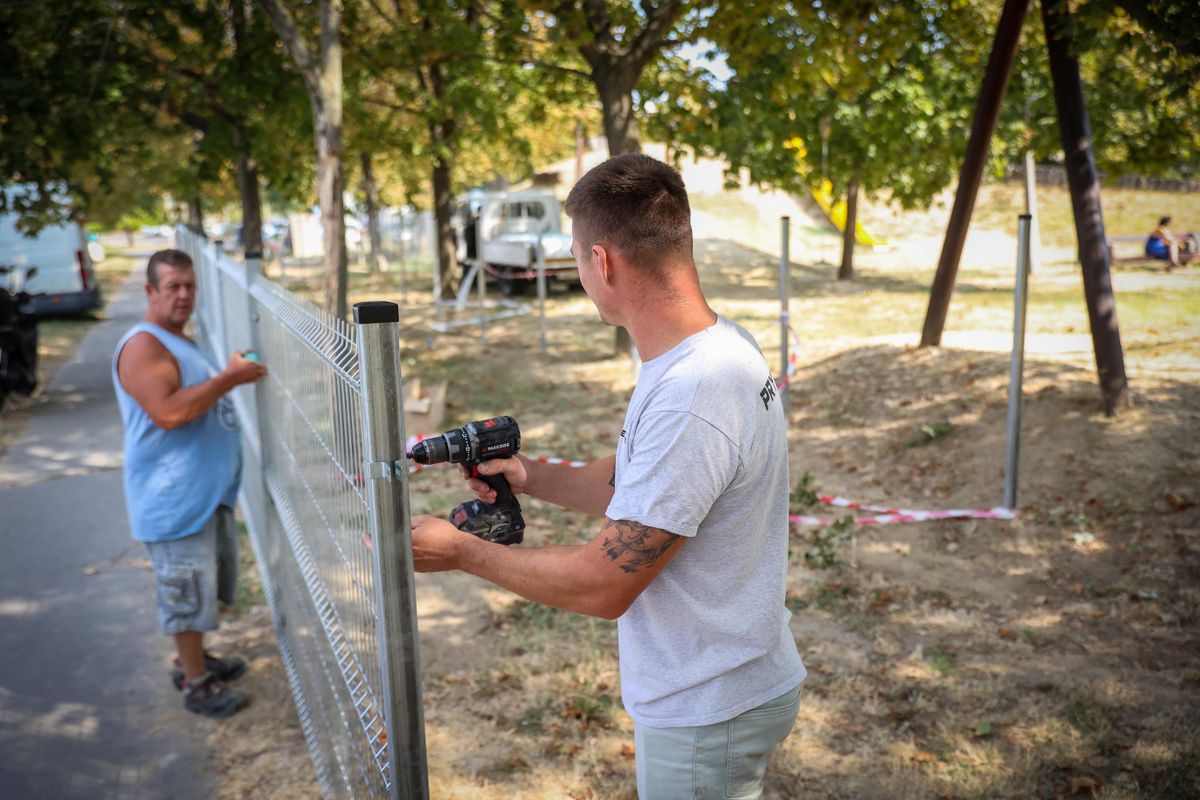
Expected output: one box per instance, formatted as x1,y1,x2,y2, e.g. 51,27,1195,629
0,260,215,799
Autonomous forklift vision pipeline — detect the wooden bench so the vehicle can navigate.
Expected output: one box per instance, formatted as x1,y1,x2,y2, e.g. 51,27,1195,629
1106,232,1197,265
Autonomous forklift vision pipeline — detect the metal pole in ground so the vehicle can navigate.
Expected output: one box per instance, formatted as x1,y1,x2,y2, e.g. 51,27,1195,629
353,301,430,800
476,209,487,344
432,247,442,331
1023,151,1041,274
477,258,488,344
779,216,791,417
1003,215,1032,509
242,251,265,457
536,235,548,354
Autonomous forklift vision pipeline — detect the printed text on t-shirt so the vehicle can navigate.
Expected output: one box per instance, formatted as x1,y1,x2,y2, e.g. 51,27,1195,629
759,376,777,409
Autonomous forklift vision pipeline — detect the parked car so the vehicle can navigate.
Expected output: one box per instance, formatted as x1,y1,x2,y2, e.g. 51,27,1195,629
1,186,101,316
140,224,171,238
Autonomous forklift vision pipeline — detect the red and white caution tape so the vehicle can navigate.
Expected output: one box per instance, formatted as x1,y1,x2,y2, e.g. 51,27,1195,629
788,496,1015,527
481,262,541,281
481,261,573,282
529,456,588,467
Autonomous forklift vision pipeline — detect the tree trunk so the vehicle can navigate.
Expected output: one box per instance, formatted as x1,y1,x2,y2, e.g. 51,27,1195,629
1042,0,1128,415
430,148,457,302
593,66,641,157
838,180,859,281
188,197,205,235
361,152,384,283
236,150,264,258
315,110,347,318
259,0,347,319
919,0,1029,346
232,1,263,262
575,118,586,182
590,69,639,357
317,0,347,319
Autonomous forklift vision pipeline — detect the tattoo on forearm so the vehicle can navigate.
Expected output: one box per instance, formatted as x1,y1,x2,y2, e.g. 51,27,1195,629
600,518,681,573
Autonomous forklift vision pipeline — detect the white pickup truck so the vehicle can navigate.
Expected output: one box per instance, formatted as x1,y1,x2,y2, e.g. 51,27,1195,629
460,189,579,296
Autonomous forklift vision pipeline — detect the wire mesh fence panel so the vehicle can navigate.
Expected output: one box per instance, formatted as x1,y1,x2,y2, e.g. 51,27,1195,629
180,227,420,798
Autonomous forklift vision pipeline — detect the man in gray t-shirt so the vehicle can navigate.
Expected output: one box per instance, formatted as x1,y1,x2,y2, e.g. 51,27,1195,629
411,154,804,798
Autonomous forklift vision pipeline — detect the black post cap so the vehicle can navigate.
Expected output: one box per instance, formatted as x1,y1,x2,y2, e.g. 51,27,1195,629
353,301,400,324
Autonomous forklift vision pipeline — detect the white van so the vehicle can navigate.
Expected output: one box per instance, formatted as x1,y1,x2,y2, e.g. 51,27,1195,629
0,186,101,316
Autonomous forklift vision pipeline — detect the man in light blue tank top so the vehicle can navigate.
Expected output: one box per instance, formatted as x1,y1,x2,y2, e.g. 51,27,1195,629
113,249,266,718
409,156,804,798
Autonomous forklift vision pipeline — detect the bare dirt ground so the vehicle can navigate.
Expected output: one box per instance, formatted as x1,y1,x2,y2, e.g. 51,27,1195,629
38,188,1191,798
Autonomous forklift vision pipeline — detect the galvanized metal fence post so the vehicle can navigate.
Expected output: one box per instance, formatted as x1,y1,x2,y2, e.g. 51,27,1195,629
536,235,548,354
241,251,271,518
1003,215,1032,509
353,301,430,800
1023,151,1041,274
475,209,486,344
477,255,488,343
779,216,791,417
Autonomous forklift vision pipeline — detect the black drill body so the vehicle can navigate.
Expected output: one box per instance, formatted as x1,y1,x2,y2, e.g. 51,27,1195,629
408,416,525,545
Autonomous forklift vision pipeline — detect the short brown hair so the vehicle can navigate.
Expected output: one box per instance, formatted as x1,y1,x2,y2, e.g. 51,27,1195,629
565,154,693,273
147,249,193,287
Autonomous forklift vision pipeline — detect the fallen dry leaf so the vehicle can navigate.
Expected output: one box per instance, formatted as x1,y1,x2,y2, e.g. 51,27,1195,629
620,743,636,758
911,750,938,764
1166,492,1194,511
1068,775,1101,796
997,627,1017,640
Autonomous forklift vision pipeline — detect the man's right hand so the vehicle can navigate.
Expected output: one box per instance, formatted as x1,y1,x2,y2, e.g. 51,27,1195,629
460,455,529,503
223,351,268,386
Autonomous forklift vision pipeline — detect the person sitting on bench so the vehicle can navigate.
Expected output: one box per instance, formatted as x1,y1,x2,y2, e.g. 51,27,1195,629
1145,216,1193,270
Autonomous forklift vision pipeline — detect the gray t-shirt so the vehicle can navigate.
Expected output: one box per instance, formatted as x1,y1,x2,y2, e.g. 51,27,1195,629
607,316,806,727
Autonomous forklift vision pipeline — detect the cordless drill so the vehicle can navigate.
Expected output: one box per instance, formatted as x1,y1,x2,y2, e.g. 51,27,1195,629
408,416,525,545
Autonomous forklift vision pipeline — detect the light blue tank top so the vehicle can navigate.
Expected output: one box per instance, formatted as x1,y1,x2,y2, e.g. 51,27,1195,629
112,323,242,542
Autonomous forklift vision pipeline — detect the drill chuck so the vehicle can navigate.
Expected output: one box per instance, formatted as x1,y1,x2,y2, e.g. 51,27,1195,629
408,416,521,465
408,436,448,465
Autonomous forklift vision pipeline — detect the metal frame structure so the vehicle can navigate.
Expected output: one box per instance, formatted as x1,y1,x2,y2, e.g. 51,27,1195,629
179,227,429,799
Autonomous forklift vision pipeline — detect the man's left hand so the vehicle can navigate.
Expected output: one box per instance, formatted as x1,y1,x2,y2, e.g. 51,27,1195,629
410,514,471,572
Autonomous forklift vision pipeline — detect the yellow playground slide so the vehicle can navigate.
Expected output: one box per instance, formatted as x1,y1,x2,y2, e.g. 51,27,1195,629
784,136,888,248
811,178,888,248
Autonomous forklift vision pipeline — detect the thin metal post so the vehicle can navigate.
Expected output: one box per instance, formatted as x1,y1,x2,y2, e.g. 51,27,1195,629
432,248,442,327
476,208,487,343
1003,215,1032,509
243,254,264,456
1022,151,1041,274
477,258,487,343
353,301,430,800
779,216,791,417
536,235,548,354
